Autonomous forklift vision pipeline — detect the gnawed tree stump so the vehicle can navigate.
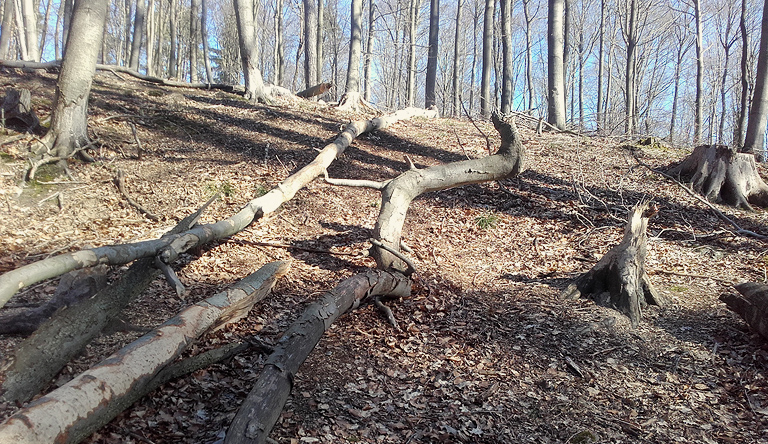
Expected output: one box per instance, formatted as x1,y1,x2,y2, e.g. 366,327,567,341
720,282,768,340
666,144,768,210
1,89,40,132
225,269,411,444
560,203,669,328
0,261,288,444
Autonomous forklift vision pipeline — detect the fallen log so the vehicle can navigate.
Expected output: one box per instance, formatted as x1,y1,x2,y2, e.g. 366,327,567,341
666,144,768,210
720,282,768,340
224,269,411,444
560,203,669,327
296,82,333,99
325,112,526,271
0,196,215,405
0,106,438,309
0,260,288,444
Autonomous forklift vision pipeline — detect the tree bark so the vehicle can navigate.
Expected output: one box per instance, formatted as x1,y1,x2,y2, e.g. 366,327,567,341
317,0,324,83
0,262,288,444
547,0,566,129
624,0,637,136
190,0,201,83
39,0,109,160
560,203,668,328
20,0,38,61
0,0,13,59
666,144,768,209
693,0,703,145
735,0,749,149
234,0,268,102
274,0,284,85
480,0,494,117
424,0,439,109
168,0,178,78
406,0,418,107
744,0,768,158
338,0,364,109
451,0,463,116
303,0,318,89
224,270,411,444
129,0,145,71
363,0,374,102
202,0,214,83
0,200,212,405
500,0,513,114
596,0,604,131
721,282,768,341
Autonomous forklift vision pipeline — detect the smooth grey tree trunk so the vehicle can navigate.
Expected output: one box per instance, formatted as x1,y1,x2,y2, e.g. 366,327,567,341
317,0,323,82
451,0,463,116
363,0,374,102
500,0,512,114
744,0,768,157
624,0,637,135
0,0,13,59
523,0,534,112
129,0,145,70
547,0,566,129
234,0,268,102
480,0,493,117
736,0,749,149
20,0,38,61
303,0,318,89
190,0,200,83
338,0,363,109
42,0,110,158
424,0,439,108
274,0,284,85
169,0,178,78
202,0,213,83
406,0,418,107
693,0,703,144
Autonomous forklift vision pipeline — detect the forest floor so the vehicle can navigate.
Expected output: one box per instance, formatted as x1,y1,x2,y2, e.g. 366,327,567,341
1,70,768,444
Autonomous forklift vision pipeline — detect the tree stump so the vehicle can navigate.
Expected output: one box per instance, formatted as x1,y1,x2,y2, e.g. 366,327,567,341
1,88,39,132
720,282,768,340
560,203,669,327
666,144,768,210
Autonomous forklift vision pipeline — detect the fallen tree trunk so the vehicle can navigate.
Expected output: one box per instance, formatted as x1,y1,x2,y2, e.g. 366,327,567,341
0,107,437,309
666,144,768,210
326,112,525,271
0,260,288,444
560,203,669,327
224,269,411,444
0,197,215,405
296,82,333,98
720,282,768,340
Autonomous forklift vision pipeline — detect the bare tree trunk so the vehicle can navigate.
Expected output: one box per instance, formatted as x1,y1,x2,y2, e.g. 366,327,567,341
744,0,768,158
500,0,512,114
168,0,177,78
735,0,749,150
62,0,73,55
189,0,200,83
693,0,703,144
523,0,535,112
548,0,566,129
317,0,323,82
0,0,13,59
39,0,110,160
363,0,374,102
669,42,685,145
129,0,145,70
624,0,637,136
303,0,318,89
274,0,284,85
201,0,213,83
13,0,28,60
563,0,570,116
338,0,364,109
406,0,418,107
469,2,479,112
145,0,155,75
20,0,38,61
234,0,268,102
480,0,493,117
596,0,604,131
718,22,735,145
451,0,463,116
424,0,439,108
38,0,53,59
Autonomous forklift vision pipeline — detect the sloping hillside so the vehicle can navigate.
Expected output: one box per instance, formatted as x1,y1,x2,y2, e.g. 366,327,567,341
1,70,768,443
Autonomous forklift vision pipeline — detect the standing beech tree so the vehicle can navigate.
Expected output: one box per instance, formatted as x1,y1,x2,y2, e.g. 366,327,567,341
338,0,364,109
480,0,494,117
234,0,268,102
424,0,439,109
500,0,513,113
39,0,110,160
548,0,567,129
744,0,768,158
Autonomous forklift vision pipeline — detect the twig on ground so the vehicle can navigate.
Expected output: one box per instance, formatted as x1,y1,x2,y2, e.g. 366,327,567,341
114,169,160,221
370,238,417,276
129,122,144,159
374,296,400,330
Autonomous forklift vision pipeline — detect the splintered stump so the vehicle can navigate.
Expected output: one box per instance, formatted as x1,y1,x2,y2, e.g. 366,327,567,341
560,203,669,327
667,144,768,209
720,283,768,340
1,89,39,132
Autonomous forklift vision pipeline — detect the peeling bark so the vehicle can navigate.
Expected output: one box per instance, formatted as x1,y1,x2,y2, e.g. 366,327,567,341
721,282,768,340
225,270,411,444
0,261,288,444
667,144,768,210
0,107,437,309
560,203,669,328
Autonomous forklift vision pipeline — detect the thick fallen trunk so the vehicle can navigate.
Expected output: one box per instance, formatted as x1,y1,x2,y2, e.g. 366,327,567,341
0,198,214,405
0,261,288,444
560,203,669,327
372,112,525,270
666,144,768,209
0,107,437,309
224,270,411,444
296,82,333,98
720,282,768,340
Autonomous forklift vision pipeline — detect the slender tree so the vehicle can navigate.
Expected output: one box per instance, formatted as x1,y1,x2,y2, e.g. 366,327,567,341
548,0,566,129
304,0,318,88
735,0,750,149
424,0,439,109
693,0,703,144
0,0,13,59
743,0,768,158
363,0,375,102
523,0,536,112
129,0,146,70
202,0,214,83
317,0,324,82
406,0,419,106
338,0,363,108
500,0,513,114
169,0,178,78
480,0,494,117
20,0,39,61
623,0,638,135
451,0,463,116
